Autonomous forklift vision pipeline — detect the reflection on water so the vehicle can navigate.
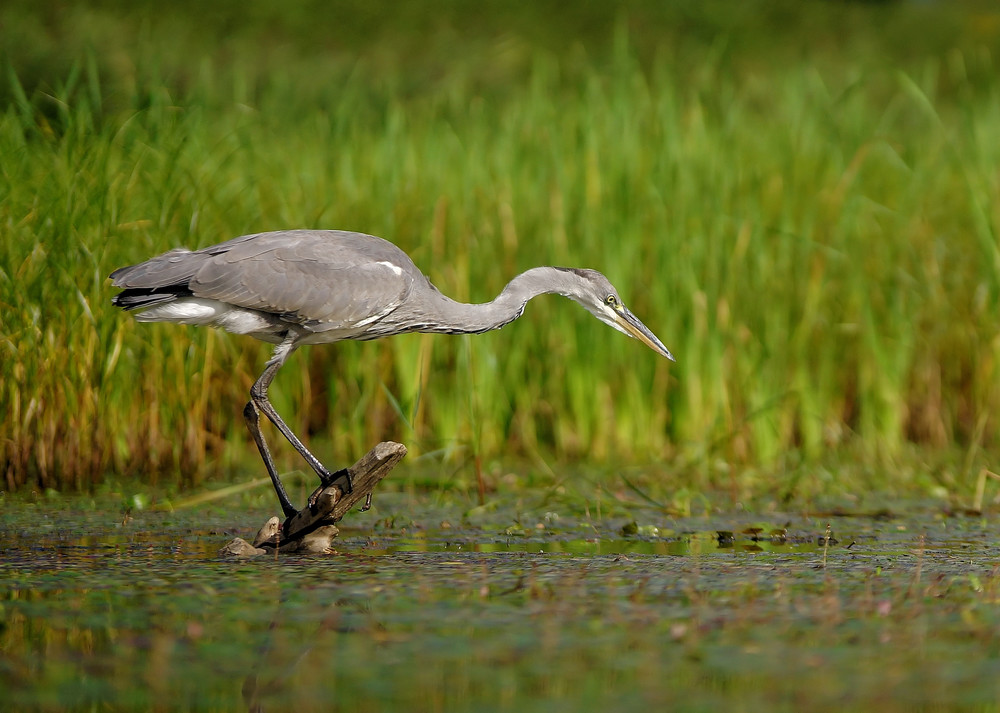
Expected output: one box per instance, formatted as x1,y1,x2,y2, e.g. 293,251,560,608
3,503,1000,712
355,530,828,556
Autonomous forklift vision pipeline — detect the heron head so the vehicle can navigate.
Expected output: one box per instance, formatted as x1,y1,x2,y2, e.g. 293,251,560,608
556,268,675,361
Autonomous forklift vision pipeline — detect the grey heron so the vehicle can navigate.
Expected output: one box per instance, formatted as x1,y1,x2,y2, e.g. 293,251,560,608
111,229,674,517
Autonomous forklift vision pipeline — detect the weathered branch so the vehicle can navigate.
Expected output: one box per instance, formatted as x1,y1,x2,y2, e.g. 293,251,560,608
220,441,407,556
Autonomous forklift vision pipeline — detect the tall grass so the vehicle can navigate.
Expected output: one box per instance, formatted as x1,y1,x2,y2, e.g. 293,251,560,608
3,2,1000,497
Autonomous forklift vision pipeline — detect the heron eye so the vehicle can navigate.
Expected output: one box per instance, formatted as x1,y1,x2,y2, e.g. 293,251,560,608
605,294,618,307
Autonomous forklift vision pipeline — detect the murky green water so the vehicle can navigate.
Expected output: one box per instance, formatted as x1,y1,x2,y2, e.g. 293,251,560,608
2,495,1000,712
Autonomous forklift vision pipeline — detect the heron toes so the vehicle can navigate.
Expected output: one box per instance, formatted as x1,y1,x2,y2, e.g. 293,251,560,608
319,467,352,493
306,468,353,511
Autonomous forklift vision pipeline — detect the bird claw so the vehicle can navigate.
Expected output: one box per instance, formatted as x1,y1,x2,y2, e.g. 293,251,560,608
320,467,352,492
360,492,373,512
308,468,352,510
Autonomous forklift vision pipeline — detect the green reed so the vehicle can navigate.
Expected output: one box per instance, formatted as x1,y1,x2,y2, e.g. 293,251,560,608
3,2,1000,496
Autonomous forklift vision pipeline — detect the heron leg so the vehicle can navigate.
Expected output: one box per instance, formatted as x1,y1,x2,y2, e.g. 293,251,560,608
248,339,353,511
244,399,297,518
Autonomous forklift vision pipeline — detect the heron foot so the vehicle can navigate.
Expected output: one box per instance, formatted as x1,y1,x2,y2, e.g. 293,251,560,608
319,467,352,492
360,492,373,512
308,468,352,510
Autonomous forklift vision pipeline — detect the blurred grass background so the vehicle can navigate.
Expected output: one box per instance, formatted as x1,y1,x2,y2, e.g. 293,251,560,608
3,0,1000,503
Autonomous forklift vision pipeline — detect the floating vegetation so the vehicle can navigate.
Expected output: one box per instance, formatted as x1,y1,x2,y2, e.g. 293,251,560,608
3,499,1000,711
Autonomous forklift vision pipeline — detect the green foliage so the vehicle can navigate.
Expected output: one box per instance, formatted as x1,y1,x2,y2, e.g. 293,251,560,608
3,1,1000,493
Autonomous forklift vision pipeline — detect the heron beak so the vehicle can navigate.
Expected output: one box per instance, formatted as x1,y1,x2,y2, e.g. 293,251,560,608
614,306,676,361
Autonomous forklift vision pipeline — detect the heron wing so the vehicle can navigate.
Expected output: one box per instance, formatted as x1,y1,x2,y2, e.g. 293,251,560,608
188,231,416,331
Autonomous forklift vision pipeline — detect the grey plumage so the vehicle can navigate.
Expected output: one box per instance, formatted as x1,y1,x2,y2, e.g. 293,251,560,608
111,229,673,517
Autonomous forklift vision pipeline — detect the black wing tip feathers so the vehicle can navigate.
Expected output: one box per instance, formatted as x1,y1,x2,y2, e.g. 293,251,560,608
111,285,194,310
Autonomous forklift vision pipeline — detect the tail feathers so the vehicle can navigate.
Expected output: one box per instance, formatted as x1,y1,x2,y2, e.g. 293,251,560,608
112,285,193,311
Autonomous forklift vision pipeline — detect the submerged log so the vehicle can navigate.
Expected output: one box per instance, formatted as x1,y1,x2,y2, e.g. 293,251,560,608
220,441,407,556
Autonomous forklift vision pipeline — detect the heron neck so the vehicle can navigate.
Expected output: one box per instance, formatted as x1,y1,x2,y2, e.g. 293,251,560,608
417,267,576,335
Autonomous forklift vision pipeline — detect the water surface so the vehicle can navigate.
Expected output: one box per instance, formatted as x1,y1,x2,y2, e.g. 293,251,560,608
3,496,999,712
